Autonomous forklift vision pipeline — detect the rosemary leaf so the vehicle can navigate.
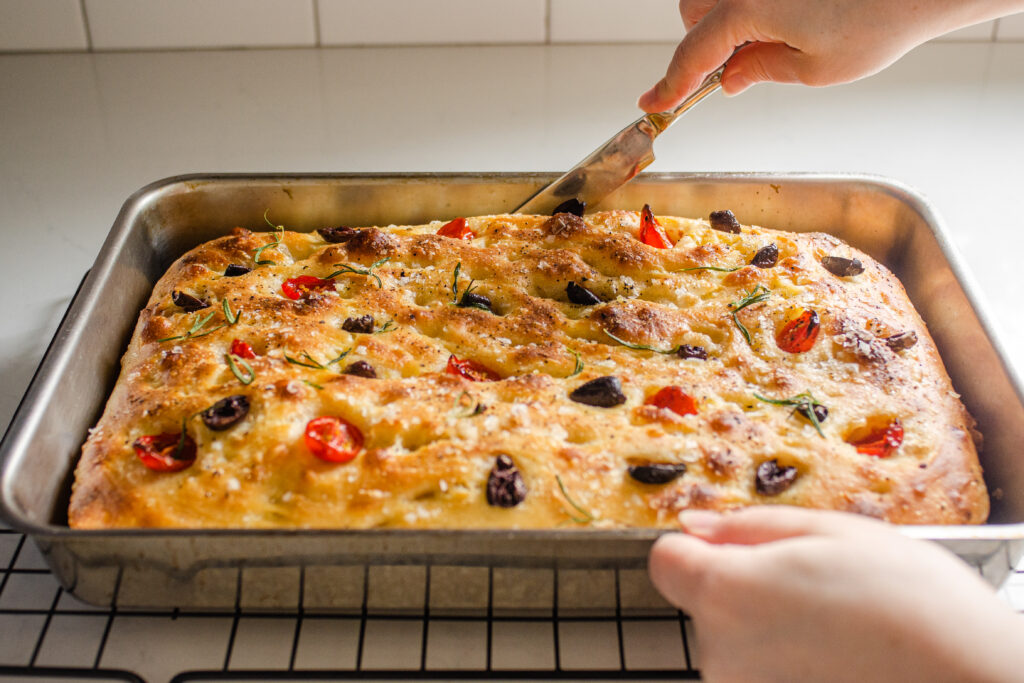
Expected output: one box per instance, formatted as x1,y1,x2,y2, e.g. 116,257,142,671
556,474,595,523
729,285,770,346
567,347,584,377
284,352,323,369
680,265,741,273
327,257,390,289
753,391,826,438
222,298,241,325
302,379,324,390
326,348,352,366
374,320,396,335
604,329,675,355
450,262,462,303
227,354,255,385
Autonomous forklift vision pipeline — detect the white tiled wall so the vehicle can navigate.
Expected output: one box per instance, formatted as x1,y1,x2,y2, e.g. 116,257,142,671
0,0,1021,52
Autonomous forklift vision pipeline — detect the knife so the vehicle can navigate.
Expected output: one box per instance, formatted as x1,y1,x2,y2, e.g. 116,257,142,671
514,60,729,215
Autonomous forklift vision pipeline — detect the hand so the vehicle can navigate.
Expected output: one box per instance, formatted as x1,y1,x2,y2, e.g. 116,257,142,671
649,506,1024,683
638,0,1024,111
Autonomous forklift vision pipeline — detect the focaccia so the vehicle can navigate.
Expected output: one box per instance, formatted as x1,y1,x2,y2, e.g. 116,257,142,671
69,206,988,528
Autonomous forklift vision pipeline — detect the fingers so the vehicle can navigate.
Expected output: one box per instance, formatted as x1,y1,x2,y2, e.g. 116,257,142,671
720,41,805,95
648,532,722,613
637,3,747,112
678,0,718,31
679,506,889,545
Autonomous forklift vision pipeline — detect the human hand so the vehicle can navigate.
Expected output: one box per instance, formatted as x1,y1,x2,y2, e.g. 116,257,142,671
638,0,1024,111
649,506,1024,683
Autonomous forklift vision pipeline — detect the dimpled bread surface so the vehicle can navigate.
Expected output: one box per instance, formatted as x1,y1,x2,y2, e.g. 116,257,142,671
69,210,988,528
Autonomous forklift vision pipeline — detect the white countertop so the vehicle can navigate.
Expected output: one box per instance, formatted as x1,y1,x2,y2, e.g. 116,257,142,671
1,41,1022,432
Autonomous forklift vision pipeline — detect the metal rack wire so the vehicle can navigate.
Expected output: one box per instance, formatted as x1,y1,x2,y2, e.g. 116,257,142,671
0,525,702,683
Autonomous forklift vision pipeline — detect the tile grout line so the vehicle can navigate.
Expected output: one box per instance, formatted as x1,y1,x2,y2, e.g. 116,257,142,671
287,565,306,671
0,535,27,598
419,564,431,671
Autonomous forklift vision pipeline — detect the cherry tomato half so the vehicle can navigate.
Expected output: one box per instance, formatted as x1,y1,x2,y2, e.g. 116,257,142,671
446,354,501,382
230,338,256,359
849,420,904,457
304,416,364,463
638,204,673,249
776,309,821,353
133,432,197,472
281,276,336,300
645,386,698,416
437,217,474,240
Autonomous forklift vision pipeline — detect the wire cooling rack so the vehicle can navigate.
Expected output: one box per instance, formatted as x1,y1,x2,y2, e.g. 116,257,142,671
4,519,1024,682
0,524,702,683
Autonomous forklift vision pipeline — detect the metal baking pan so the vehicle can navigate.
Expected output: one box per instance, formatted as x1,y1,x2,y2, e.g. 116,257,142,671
3,172,1024,608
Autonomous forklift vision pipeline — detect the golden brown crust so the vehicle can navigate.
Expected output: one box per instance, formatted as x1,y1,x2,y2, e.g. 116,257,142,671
69,211,988,528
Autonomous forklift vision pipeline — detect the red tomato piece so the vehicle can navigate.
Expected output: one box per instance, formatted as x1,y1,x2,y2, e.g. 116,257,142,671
281,275,336,300
850,420,904,457
437,217,474,240
446,354,501,382
304,416,364,463
645,386,698,416
639,204,673,249
776,309,821,353
230,338,256,359
133,432,197,472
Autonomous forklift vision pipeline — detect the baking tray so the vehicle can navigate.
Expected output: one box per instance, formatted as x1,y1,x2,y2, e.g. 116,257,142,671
3,172,1024,608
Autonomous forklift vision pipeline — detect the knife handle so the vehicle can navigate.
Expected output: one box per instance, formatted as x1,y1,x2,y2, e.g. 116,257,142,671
647,48,742,133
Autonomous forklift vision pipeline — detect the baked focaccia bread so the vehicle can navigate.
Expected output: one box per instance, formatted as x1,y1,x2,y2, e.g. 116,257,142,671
69,205,988,528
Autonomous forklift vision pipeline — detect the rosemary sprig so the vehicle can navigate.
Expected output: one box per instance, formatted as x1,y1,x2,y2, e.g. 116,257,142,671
222,298,242,325
326,257,390,289
284,350,325,369
556,475,595,524
227,354,255,385
729,285,771,345
284,348,351,369
374,320,396,335
604,329,675,355
754,391,826,438
449,261,485,308
252,210,285,266
679,265,741,273
158,310,220,343
450,262,461,302
567,347,584,377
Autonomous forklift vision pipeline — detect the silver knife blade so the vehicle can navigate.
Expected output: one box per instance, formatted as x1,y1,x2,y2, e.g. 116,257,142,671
515,61,728,215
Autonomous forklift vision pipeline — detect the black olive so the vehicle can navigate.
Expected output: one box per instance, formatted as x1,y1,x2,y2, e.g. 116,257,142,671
569,376,626,408
755,459,798,496
566,281,602,305
342,315,375,334
458,292,493,312
821,256,864,277
486,454,527,507
628,463,687,485
552,198,586,217
200,395,249,431
677,344,708,360
750,244,779,268
172,291,210,312
884,331,918,351
795,403,829,424
343,360,377,378
224,264,252,277
318,226,359,243
709,210,742,234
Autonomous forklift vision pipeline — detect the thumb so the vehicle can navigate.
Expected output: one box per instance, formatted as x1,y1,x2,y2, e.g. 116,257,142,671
679,506,886,545
648,532,729,613
721,41,805,95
